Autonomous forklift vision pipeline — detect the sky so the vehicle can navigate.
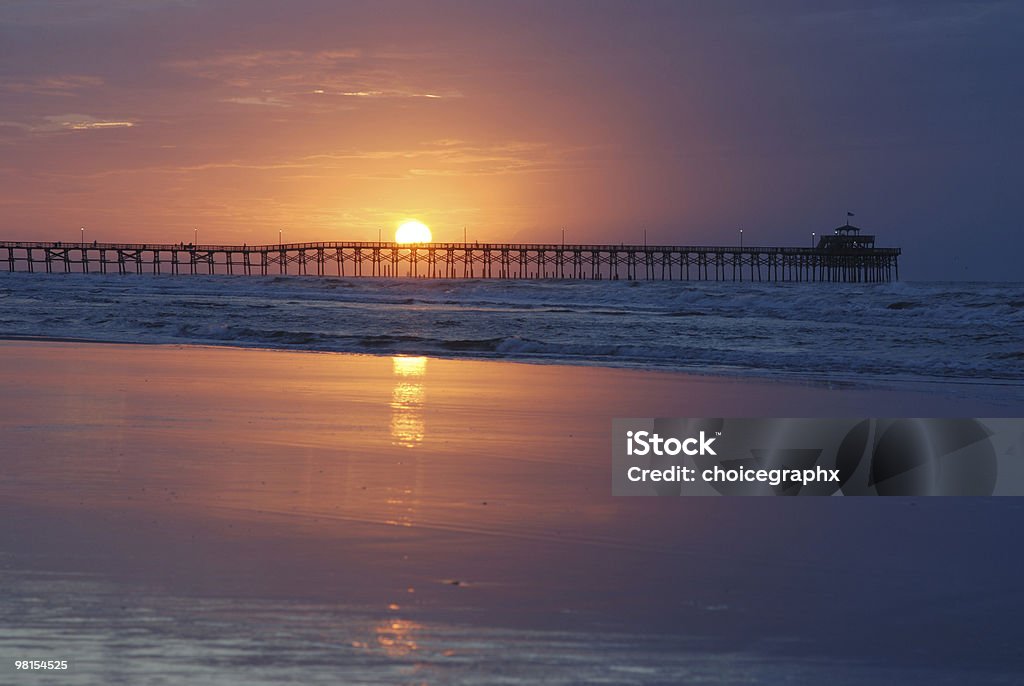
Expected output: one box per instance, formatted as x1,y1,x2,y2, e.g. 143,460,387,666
1,0,1021,279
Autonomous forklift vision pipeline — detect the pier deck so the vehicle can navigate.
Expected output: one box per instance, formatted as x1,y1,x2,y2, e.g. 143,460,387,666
0,240,900,282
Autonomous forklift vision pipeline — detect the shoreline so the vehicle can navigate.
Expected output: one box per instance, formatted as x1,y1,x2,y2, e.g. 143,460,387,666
1,335,1020,409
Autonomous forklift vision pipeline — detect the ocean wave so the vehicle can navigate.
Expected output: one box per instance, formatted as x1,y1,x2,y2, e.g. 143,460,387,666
2,272,1024,387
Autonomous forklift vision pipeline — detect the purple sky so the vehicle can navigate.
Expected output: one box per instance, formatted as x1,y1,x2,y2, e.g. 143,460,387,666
1,1,1021,279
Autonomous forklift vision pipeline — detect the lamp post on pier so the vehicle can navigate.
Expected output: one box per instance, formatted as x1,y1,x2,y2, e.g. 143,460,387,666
739,228,743,249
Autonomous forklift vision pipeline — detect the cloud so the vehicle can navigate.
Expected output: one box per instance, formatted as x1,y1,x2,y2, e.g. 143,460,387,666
331,89,452,100
167,48,462,106
222,96,291,108
2,114,137,133
337,90,450,99
44,114,135,131
170,49,362,72
167,49,363,89
0,75,104,96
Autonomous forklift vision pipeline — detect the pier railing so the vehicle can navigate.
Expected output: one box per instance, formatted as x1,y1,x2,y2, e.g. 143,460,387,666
0,241,900,282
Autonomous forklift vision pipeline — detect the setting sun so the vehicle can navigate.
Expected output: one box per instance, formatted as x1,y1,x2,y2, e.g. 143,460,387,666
395,220,432,244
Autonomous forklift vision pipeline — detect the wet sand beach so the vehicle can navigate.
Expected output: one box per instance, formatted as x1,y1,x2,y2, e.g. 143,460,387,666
1,340,1022,684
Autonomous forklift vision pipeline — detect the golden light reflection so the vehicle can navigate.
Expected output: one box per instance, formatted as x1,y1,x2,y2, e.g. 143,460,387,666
392,355,427,377
373,618,422,657
391,356,426,448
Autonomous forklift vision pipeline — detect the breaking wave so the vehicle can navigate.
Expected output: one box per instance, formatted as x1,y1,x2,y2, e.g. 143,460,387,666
2,272,1023,388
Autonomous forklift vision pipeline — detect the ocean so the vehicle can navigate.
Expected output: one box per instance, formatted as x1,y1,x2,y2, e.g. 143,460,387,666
2,273,1022,391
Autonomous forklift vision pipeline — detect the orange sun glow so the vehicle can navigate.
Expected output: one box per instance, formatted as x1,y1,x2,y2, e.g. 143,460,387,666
395,220,432,243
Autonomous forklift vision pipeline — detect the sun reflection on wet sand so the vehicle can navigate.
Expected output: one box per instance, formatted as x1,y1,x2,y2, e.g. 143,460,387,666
391,356,427,449
372,617,422,657
383,356,428,528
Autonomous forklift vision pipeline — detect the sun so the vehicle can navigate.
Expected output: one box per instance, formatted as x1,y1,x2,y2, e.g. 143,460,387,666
395,220,432,244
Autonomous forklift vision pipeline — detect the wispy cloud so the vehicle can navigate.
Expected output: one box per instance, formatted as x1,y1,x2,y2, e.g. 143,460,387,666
336,90,449,99
47,114,135,131
0,114,137,134
222,96,291,108
167,48,462,107
167,49,363,89
0,75,104,96
170,49,362,71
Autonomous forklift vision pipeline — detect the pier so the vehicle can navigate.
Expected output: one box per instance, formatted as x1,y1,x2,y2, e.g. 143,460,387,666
0,226,900,282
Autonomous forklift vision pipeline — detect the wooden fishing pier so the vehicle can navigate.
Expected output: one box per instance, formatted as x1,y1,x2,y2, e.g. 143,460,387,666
0,225,899,282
